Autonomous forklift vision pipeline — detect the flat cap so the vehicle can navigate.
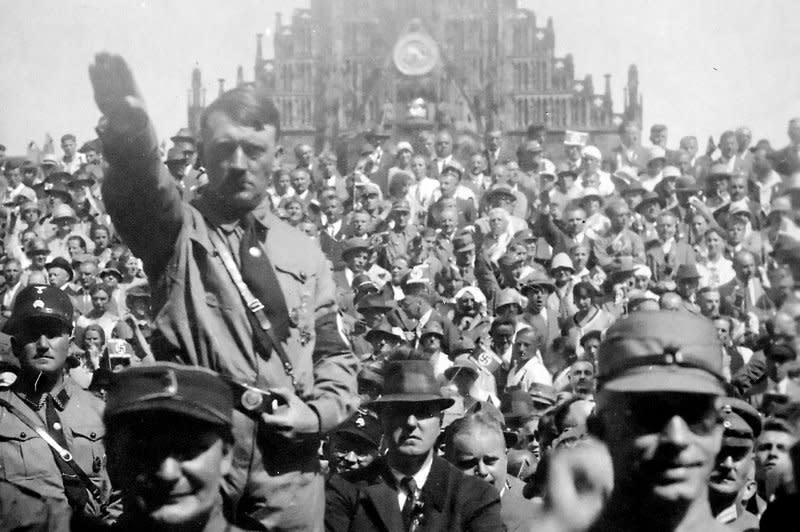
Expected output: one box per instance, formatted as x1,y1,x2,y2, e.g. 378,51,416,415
105,363,233,428
3,285,73,335
597,310,725,394
719,396,762,443
390,199,411,213
341,237,371,257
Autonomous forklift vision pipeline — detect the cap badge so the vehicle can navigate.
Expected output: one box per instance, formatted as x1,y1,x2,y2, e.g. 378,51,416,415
355,416,366,428
249,246,262,258
161,369,178,395
32,300,45,309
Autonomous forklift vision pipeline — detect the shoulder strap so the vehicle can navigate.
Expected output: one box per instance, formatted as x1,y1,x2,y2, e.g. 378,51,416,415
207,228,298,391
0,396,104,504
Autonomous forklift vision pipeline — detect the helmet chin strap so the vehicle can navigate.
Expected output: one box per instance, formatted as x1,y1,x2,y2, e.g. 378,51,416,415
34,371,43,393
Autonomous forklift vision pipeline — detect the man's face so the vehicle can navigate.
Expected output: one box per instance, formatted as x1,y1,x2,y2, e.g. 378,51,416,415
435,133,452,158
439,173,458,197
713,319,731,345
92,229,110,251
491,325,515,353
735,129,752,152
390,258,410,285
524,285,546,314
622,125,640,147
650,128,667,147
599,391,723,505
583,337,600,359
296,144,313,167
788,119,800,144
321,198,342,223
329,433,379,474
48,267,71,288
729,178,748,201
61,138,76,157
680,137,698,158
486,131,502,152
14,317,71,376
700,291,721,318
91,290,110,313
755,430,796,485
512,331,538,361
656,216,677,242
569,361,595,397
570,246,589,270
290,169,310,194
469,154,486,176
456,294,478,317
720,135,738,158
362,192,379,212
108,417,231,529
6,168,22,188
565,209,586,237
382,402,442,458
345,250,368,273
734,254,755,281
201,111,276,213
728,221,746,245
437,209,457,235
709,442,754,498
4,262,21,285
411,156,427,179
609,205,630,233
79,263,97,288
565,144,581,162
451,427,507,488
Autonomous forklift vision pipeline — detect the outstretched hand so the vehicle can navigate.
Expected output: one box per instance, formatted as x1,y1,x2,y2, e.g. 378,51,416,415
89,52,147,127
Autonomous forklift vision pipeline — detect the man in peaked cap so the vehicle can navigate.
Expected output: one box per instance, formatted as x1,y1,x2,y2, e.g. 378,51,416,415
326,355,503,531
0,285,114,528
588,310,730,532
101,363,244,531
708,397,761,530
328,408,383,475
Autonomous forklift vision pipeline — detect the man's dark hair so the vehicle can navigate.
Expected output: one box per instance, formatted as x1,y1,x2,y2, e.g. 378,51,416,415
490,317,516,335
200,83,281,140
61,134,76,143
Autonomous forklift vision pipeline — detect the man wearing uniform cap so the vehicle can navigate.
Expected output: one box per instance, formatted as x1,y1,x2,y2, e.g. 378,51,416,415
588,310,730,531
326,354,503,531
100,363,243,531
327,408,383,475
0,285,114,528
708,397,761,530
381,198,419,267
90,53,357,529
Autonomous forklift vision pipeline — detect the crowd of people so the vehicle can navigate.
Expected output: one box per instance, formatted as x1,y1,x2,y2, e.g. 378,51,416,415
1,51,800,531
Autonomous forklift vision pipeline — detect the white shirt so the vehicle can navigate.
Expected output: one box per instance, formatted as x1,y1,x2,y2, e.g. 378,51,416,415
698,256,735,289
391,451,434,510
506,353,553,390
325,219,343,238
434,155,453,175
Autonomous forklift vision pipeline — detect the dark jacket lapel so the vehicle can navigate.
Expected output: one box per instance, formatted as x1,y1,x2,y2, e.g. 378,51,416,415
363,461,404,532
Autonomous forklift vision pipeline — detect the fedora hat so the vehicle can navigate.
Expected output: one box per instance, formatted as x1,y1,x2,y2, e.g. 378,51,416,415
170,127,196,145
368,360,455,410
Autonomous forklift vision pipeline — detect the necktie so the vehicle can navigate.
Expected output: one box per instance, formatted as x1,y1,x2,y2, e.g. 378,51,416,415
401,476,420,530
239,213,290,345
45,395,89,510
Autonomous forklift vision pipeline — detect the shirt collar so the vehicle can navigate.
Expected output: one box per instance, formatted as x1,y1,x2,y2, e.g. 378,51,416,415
14,379,70,411
390,451,435,491
193,193,274,234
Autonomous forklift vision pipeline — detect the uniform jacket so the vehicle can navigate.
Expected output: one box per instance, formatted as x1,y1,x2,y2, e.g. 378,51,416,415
501,476,539,532
325,456,502,532
0,378,112,521
482,147,514,176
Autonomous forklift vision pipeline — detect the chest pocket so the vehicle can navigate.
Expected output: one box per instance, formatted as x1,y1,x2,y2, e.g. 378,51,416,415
0,412,49,481
70,424,106,478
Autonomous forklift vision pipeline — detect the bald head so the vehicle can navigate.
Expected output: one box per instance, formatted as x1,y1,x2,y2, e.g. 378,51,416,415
659,292,682,311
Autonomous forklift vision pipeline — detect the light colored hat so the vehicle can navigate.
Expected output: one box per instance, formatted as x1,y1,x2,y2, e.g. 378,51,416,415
581,145,602,161
662,165,681,179
51,204,77,222
550,252,575,272
539,159,556,177
396,141,413,154
647,146,667,164
40,153,58,166
633,264,652,279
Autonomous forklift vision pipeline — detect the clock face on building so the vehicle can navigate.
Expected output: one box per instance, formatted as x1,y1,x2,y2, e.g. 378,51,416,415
393,32,440,76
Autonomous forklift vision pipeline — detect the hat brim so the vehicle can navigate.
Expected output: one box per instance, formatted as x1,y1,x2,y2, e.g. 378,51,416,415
443,365,479,380
600,366,725,395
342,246,371,257
105,399,231,428
486,191,516,202
368,395,455,410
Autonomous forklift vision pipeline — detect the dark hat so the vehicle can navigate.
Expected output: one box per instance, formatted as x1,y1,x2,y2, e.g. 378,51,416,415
675,264,701,282
25,238,50,256
635,191,665,213
125,283,151,300
719,397,762,444
764,343,796,362
512,228,538,243
485,184,517,203
356,293,393,313
43,181,73,203
352,273,378,293
579,330,602,347
78,139,102,154
442,160,465,178
607,256,638,282
165,146,188,165
99,267,124,282
105,363,233,428
341,237,371,258
358,361,385,389
364,319,404,343
44,171,72,186
500,388,535,422
556,161,578,178
333,409,383,449
450,336,477,356
367,360,455,410
45,257,74,282
519,270,556,293
359,142,375,156
390,199,411,213
621,180,647,196
452,233,476,253
69,169,96,188
597,310,726,395
3,284,74,335
420,320,444,339
170,127,196,145
708,163,732,178
675,175,699,192
498,253,524,269
365,128,390,141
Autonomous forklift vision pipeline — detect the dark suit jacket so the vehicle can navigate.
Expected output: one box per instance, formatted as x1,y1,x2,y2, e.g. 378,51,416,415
325,456,502,532
645,239,696,282
718,277,774,322
482,148,514,176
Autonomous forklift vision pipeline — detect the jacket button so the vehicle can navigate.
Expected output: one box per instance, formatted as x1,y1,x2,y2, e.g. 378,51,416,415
20,432,26,438
90,432,97,438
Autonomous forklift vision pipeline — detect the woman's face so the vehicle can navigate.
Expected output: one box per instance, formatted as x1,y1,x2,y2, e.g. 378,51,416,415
91,290,110,313
576,293,592,312
286,201,304,222
705,232,724,257
275,172,290,194
125,257,139,278
488,212,508,236
571,248,589,270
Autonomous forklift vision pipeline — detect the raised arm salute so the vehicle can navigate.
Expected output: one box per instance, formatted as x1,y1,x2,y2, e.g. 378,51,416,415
90,52,358,531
